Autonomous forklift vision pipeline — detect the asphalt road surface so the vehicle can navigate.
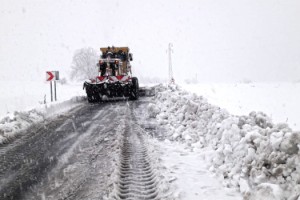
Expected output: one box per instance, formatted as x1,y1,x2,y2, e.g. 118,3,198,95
0,99,160,200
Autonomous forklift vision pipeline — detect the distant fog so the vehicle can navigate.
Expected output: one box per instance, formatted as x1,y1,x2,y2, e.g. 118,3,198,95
0,0,299,83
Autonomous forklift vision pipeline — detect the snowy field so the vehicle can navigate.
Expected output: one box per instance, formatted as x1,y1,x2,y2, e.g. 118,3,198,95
182,82,300,131
0,80,85,118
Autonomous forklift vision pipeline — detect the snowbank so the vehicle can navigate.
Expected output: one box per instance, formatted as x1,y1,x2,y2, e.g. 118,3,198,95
149,85,300,199
181,82,300,131
0,96,86,145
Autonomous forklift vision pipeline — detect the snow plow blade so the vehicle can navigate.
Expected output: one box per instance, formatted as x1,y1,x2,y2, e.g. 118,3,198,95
83,79,139,102
139,87,155,97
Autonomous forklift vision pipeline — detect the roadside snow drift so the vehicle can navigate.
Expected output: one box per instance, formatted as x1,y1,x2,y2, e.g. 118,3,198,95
0,96,86,145
149,85,300,199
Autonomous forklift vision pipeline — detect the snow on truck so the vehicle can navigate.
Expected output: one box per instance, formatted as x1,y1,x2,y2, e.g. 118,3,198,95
83,46,139,102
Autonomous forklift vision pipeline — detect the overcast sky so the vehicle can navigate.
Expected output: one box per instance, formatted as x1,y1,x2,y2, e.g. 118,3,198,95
0,0,300,83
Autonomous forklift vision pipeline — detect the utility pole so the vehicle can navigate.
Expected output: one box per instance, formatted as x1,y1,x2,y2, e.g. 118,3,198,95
168,43,175,84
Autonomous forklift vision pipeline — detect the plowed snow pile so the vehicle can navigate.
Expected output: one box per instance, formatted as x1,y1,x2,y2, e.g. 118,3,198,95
0,96,85,145
149,85,300,199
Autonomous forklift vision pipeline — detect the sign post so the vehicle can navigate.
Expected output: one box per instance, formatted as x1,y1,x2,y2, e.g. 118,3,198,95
50,81,53,102
46,71,59,102
54,71,59,101
54,80,57,101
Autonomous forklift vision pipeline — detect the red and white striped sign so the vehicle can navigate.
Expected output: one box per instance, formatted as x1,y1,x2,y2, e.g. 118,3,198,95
46,71,59,81
46,71,55,81
109,75,130,82
97,76,108,82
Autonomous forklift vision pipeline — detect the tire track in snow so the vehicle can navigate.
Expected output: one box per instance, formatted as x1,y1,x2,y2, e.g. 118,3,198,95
115,109,158,200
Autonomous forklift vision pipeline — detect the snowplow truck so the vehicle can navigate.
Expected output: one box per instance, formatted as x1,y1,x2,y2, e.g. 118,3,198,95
83,47,139,102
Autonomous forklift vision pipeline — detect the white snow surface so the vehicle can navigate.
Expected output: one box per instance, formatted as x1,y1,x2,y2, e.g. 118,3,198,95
0,81,85,118
153,139,242,199
148,84,300,200
0,81,86,145
181,82,300,131
1,81,300,199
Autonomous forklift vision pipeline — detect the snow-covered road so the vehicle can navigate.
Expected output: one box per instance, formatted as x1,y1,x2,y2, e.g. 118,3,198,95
0,98,175,200
1,101,150,199
0,103,121,199
1,84,299,200
154,141,242,200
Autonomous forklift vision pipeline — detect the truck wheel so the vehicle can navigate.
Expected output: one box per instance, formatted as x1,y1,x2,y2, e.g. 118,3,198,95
129,77,139,100
86,84,100,103
87,89,95,103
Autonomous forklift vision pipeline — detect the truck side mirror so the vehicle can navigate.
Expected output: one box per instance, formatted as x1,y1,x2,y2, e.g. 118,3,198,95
129,53,133,61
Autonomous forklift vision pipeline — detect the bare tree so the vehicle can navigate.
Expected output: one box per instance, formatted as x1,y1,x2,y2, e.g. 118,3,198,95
70,47,98,81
